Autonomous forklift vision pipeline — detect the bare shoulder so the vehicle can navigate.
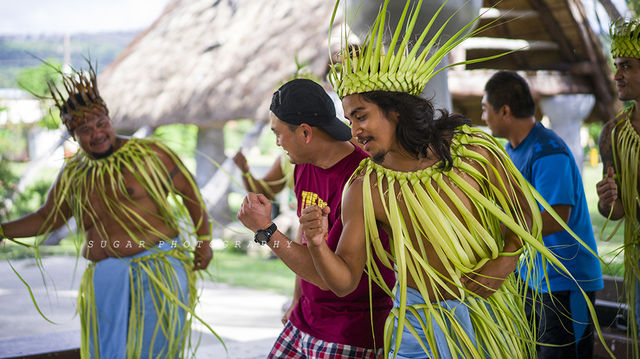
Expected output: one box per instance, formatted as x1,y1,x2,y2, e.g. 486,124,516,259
460,140,503,169
146,140,172,157
600,118,619,144
345,169,389,224
146,140,181,167
344,173,365,200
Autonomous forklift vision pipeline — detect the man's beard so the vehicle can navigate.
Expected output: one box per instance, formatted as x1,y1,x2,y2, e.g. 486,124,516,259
91,145,115,159
372,150,386,164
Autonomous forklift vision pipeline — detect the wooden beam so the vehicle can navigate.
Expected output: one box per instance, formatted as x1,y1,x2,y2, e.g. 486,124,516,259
527,0,578,62
464,49,564,70
479,8,538,20
486,0,530,69
565,0,615,118
448,69,592,98
462,38,559,51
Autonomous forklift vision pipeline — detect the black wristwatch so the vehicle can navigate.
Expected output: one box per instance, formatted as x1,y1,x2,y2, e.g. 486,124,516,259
254,222,278,245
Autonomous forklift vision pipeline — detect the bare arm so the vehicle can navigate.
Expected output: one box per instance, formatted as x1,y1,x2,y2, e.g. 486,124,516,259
301,179,367,297
157,145,212,270
282,226,304,324
462,146,529,297
462,224,521,298
1,170,71,239
596,121,625,219
237,192,328,289
234,151,288,200
282,276,302,325
540,204,572,237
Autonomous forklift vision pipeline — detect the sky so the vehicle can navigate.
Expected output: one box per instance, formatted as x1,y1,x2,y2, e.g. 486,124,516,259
0,0,630,36
0,0,170,35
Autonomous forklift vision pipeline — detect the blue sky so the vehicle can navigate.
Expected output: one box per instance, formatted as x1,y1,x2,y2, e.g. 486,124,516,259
0,0,169,35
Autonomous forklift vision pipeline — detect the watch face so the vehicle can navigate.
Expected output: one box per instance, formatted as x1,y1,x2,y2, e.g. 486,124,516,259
255,231,269,244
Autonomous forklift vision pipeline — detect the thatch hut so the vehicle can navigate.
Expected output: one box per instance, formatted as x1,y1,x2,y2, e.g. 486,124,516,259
450,0,615,124
99,0,616,203
100,0,340,130
99,0,341,220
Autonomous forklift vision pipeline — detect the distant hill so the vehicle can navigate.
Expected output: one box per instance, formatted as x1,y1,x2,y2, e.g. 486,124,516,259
0,31,137,88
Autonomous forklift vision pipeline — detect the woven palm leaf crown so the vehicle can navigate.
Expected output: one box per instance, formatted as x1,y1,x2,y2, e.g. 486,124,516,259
329,0,495,98
610,19,640,59
47,63,108,136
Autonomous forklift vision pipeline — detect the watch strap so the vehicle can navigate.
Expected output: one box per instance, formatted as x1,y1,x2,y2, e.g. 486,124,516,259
254,222,277,245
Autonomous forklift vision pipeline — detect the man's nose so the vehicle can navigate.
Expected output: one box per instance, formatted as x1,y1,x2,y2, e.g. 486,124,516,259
614,68,623,80
350,124,360,137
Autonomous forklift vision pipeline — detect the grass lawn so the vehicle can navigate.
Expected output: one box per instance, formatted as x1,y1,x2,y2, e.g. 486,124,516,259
1,162,628,294
1,121,629,294
204,250,295,295
1,239,296,295
582,163,626,277
0,237,80,260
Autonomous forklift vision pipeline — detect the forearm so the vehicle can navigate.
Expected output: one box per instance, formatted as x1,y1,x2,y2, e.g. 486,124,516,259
464,230,521,298
540,205,571,237
498,233,520,272
292,276,302,302
307,242,360,297
242,172,276,200
598,199,625,220
267,231,328,289
182,188,211,237
1,211,62,239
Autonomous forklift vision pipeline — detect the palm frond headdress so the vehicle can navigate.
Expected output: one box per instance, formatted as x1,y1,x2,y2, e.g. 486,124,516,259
610,18,640,59
47,63,108,136
325,2,615,358
328,0,499,98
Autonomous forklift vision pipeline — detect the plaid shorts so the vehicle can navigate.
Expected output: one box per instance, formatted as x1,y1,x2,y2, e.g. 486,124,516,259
267,322,382,359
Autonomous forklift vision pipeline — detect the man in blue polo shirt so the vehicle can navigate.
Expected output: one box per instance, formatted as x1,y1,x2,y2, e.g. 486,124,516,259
482,71,603,359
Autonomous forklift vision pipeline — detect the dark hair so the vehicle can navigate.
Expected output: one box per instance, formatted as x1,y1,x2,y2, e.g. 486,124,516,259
484,71,535,118
359,91,471,170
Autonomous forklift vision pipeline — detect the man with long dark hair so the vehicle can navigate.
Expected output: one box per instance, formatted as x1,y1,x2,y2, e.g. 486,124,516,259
295,1,604,357
300,86,544,358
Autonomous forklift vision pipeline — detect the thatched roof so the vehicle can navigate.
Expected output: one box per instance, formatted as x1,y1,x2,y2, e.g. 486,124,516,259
100,0,615,130
450,0,616,124
99,0,340,130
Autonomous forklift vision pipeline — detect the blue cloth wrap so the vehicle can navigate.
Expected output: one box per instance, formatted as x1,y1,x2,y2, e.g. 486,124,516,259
89,240,189,359
389,286,478,359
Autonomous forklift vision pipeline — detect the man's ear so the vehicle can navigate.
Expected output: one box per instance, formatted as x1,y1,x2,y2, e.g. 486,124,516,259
501,105,512,118
389,110,400,124
299,123,313,143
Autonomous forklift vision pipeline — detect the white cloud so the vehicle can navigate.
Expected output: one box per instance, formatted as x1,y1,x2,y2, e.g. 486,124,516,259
0,0,169,35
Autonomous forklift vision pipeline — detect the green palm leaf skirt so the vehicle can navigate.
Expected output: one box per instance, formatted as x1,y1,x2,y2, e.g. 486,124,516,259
353,125,608,358
12,138,222,357
78,247,196,358
611,108,640,357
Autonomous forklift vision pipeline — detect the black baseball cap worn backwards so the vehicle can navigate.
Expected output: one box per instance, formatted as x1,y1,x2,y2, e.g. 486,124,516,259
270,78,352,141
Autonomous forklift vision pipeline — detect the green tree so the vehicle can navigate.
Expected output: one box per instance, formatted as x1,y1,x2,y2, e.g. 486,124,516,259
16,60,63,98
15,61,63,129
626,0,639,16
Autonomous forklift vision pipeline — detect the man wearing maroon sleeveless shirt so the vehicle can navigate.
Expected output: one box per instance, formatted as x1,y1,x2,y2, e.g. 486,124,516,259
238,78,395,358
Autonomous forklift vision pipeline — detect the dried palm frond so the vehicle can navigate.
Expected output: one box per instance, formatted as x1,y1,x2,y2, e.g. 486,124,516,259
611,18,640,59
